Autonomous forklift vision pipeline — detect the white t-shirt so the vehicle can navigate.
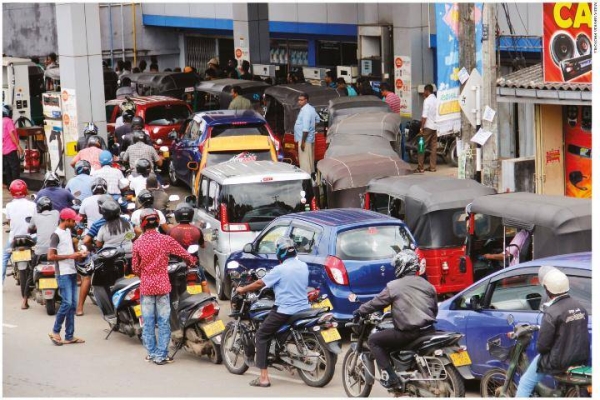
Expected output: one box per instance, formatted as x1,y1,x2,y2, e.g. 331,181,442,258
421,93,438,131
49,227,76,275
5,198,37,242
79,194,103,226
130,209,167,227
128,175,147,196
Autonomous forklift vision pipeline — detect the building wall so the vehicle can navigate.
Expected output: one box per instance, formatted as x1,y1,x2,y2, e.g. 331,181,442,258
496,3,543,36
3,3,58,59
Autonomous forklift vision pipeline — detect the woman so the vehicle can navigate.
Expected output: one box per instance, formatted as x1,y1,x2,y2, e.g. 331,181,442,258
95,199,134,273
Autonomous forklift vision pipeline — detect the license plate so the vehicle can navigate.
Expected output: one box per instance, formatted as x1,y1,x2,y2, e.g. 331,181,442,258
321,327,341,343
449,350,472,367
133,304,142,317
39,278,58,290
384,305,391,313
284,143,296,149
202,320,225,338
12,249,32,262
187,285,203,295
312,298,333,310
162,151,170,158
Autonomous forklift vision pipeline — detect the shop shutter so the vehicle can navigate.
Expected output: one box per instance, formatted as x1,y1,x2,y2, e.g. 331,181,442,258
185,36,216,73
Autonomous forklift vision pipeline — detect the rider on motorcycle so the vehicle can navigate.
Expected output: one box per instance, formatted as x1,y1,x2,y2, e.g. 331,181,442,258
94,199,135,272
91,150,125,201
235,237,310,388
79,178,110,227
71,135,104,171
353,250,438,389
76,122,107,152
28,195,60,268
65,160,94,201
122,127,161,176
515,268,590,397
120,115,152,151
130,190,171,235
127,158,154,196
36,172,76,212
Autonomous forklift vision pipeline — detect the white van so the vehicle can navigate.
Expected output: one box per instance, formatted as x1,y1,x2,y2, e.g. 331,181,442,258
194,161,315,299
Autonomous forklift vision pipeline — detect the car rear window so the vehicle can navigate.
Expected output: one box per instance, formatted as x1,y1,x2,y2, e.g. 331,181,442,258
336,225,415,261
205,150,272,167
211,123,269,138
145,104,191,125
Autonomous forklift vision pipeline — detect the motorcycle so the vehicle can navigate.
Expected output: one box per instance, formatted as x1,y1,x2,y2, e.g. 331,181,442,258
10,234,36,287
220,264,341,387
480,315,592,397
167,245,224,364
404,120,459,167
30,253,62,315
342,295,470,397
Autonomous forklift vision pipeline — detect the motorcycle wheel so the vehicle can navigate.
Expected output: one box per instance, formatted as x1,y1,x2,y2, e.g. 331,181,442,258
445,139,458,167
168,160,181,186
297,333,336,388
565,386,591,397
221,323,249,375
45,299,56,316
480,368,516,397
437,364,465,397
207,340,223,365
342,348,373,397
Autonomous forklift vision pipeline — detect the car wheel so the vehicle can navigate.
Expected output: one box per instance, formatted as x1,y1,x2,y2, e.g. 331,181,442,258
215,260,231,301
168,160,181,186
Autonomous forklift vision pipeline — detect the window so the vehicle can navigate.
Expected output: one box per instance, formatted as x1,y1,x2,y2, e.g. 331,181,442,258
452,211,470,239
144,104,191,126
336,225,415,261
452,281,488,310
256,225,289,254
205,150,273,167
210,123,270,138
567,275,592,314
207,180,220,219
199,177,209,208
185,120,199,140
489,274,544,311
290,226,319,254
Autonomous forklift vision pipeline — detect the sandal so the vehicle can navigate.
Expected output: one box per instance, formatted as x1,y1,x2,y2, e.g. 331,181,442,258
425,167,437,172
413,168,425,174
48,333,63,346
63,337,85,344
249,378,271,388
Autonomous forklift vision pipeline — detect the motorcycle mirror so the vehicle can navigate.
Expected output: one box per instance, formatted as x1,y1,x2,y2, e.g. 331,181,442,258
256,268,267,279
168,194,180,202
124,231,135,240
227,260,240,270
243,243,253,253
25,216,32,223
185,195,197,205
348,293,359,303
187,244,199,254
30,194,37,201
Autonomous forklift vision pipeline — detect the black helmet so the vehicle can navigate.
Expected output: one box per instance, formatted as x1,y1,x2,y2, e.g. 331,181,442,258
131,116,144,130
100,199,120,220
91,177,108,194
74,160,92,175
97,194,113,214
135,158,151,176
137,189,154,208
87,136,102,148
133,130,146,144
174,203,194,223
43,171,60,187
275,237,297,262
3,104,12,118
83,122,98,136
122,110,134,122
75,257,93,276
36,196,53,213
391,250,420,279
140,208,160,230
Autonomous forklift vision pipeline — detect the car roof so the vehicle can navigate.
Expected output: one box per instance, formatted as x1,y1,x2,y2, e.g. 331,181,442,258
106,95,188,106
285,208,397,228
192,109,266,126
201,160,310,183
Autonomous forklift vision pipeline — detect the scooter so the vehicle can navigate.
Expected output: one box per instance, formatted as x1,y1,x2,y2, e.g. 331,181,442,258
31,254,62,315
404,120,459,167
10,234,36,287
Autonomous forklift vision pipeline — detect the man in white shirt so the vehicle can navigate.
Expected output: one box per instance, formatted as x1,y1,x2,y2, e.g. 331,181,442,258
416,84,439,173
79,178,109,228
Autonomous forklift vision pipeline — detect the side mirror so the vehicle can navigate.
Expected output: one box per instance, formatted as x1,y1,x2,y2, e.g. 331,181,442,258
168,194,180,202
168,130,178,141
469,295,483,311
187,161,199,171
243,243,253,253
187,244,199,254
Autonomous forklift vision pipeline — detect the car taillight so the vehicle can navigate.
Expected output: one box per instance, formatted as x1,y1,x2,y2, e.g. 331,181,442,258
41,265,55,276
310,197,318,211
415,248,426,276
220,203,250,232
324,256,348,286
192,302,219,320
125,287,140,302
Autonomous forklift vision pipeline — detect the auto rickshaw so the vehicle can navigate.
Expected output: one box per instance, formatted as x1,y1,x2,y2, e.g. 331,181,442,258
194,78,270,113
263,83,341,166
316,152,411,208
327,111,402,152
364,175,496,295
465,192,592,281
128,72,200,110
327,95,389,127
325,135,399,158
44,67,118,101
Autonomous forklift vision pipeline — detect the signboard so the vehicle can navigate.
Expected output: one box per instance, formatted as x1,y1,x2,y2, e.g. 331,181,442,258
458,68,483,128
393,55,412,118
543,3,592,83
564,105,592,197
235,46,249,64
60,89,78,143
44,118,65,177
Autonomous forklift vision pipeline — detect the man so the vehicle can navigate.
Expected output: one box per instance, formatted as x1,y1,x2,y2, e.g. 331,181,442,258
169,203,205,250
45,52,58,69
131,190,171,236
65,160,94,202
48,208,88,346
79,179,109,228
123,131,161,172
515,268,590,397
116,77,134,99
3,105,24,186
324,71,336,88
293,92,320,175
37,172,76,212
236,237,310,387
71,136,103,171
354,250,437,389
225,59,240,79
482,228,531,267
149,63,159,72
337,78,357,97
76,122,107,152
379,82,400,114
114,110,134,145
206,58,223,79
115,99,136,129
144,175,169,212
120,117,152,152
132,209,196,365
92,150,124,201
138,59,147,72
228,86,252,110
416,84,438,173
127,159,155,196
239,60,252,80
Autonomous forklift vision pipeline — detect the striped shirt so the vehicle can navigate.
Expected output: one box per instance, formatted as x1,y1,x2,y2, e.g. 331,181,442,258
91,165,125,195
384,92,401,114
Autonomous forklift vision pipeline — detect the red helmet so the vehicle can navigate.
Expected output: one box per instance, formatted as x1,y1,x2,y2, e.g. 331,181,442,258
9,179,28,198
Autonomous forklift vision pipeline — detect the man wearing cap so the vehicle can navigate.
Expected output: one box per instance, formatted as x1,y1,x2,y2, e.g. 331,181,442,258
515,268,590,397
206,58,223,79
48,208,88,346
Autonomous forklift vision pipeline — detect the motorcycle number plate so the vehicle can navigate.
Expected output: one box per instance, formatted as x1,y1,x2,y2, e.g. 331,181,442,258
39,278,58,290
383,305,391,313
133,304,142,317
162,151,170,158
187,285,203,295
312,298,333,311
284,143,295,150
202,320,225,338
12,249,32,262
449,350,472,367
320,328,341,343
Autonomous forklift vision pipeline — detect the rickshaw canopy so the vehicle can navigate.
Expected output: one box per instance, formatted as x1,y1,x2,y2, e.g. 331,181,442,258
327,112,401,143
325,135,398,158
129,72,199,97
328,95,390,127
195,78,270,109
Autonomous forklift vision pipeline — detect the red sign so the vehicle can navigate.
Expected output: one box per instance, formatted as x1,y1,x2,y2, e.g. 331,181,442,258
543,3,592,83
564,105,592,198
545,149,561,164
235,48,243,59
395,79,403,90
394,57,403,68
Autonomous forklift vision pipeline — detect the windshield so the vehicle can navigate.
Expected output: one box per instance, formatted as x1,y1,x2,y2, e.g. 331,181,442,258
336,225,415,261
222,179,313,227
145,104,191,126
205,150,272,167
210,123,270,138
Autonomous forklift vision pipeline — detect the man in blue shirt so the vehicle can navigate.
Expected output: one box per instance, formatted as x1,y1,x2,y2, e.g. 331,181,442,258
37,172,76,212
293,92,319,175
236,237,309,387
65,160,94,201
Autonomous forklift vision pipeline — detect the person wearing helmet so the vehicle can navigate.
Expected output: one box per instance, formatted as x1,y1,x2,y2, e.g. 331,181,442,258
76,122,107,152
3,180,37,284
127,158,154,196
132,208,196,365
79,179,109,227
142,175,169,213
354,250,437,389
3,104,24,187
130,190,170,235
91,150,124,200
115,99,136,129
120,116,152,151
37,172,76,212
515,268,590,397
122,120,161,172
235,237,310,387
95,200,134,255
71,135,104,171
65,160,94,201
115,110,134,148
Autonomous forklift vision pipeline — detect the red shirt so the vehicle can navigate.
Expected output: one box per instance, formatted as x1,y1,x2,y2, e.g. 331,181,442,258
384,92,401,114
132,230,195,296
169,224,204,249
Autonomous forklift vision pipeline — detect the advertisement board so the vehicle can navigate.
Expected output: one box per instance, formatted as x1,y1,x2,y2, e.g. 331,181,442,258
543,3,592,83
564,105,592,198
393,55,412,118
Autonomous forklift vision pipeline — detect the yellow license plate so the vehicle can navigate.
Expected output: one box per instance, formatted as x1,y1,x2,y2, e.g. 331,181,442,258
202,320,225,338
12,249,32,262
133,304,142,317
449,350,472,367
312,298,333,310
321,328,341,343
384,305,391,313
284,143,296,149
187,285,203,295
39,278,58,290
162,151,170,158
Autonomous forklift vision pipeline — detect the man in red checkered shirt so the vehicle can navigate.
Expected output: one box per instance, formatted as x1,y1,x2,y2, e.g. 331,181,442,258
380,82,401,114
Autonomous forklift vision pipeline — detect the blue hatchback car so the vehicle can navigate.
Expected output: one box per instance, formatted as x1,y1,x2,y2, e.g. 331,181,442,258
226,209,418,321
435,252,592,378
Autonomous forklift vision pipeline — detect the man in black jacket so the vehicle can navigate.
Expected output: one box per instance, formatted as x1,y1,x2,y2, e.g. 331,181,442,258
355,250,437,389
515,267,590,397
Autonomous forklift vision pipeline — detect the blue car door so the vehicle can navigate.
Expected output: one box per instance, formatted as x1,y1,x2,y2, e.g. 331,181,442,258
289,223,324,291
239,221,291,273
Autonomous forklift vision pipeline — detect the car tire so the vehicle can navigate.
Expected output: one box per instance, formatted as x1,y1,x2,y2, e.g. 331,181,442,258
168,160,181,186
215,260,231,301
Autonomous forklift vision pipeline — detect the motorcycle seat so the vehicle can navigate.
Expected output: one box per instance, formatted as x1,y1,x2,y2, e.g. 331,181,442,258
287,308,326,325
178,291,214,311
112,276,140,292
402,330,449,349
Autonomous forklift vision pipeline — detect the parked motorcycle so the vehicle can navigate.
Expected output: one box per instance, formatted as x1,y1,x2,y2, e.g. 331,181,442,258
480,316,592,397
220,264,341,387
404,120,459,167
30,254,62,315
10,234,36,287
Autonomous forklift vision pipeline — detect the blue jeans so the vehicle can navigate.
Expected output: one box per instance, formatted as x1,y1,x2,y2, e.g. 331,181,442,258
141,294,171,362
2,236,11,283
53,274,78,340
516,354,545,397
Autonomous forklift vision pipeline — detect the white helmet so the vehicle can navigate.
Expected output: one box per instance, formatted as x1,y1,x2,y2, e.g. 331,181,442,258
543,269,569,295
538,265,558,286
